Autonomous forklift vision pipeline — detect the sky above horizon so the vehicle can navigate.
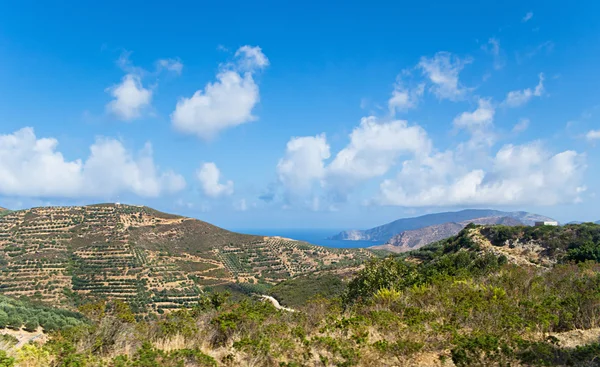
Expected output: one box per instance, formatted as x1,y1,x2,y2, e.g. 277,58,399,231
1,1,599,230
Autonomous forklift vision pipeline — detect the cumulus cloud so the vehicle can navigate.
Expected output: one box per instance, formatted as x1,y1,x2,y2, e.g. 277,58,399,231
453,99,495,130
0,128,185,198
171,45,268,139
171,71,260,139
503,73,545,107
275,117,431,203
235,46,270,70
587,130,600,140
197,162,234,198
106,53,183,121
378,142,586,207
388,83,425,114
276,134,330,195
269,50,585,210
105,74,152,121
418,52,472,101
328,117,431,181
274,113,585,209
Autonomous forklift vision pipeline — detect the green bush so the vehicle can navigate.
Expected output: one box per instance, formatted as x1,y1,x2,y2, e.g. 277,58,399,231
0,351,14,367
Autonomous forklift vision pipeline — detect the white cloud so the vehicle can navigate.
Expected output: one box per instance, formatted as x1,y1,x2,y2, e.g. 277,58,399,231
418,52,472,101
83,140,186,197
513,118,530,133
586,130,600,140
106,53,182,121
388,83,425,114
197,162,234,198
0,128,185,198
503,73,544,107
235,46,270,70
522,11,533,22
453,99,495,130
157,58,183,75
274,114,586,209
171,45,268,139
328,117,431,181
481,38,505,70
269,50,585,210
378,142,585,207
275,117,431,203
105,74,152,121
276,134,330,195
171,71,259,139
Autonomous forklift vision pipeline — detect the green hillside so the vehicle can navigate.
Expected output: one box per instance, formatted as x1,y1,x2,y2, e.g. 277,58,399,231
0,224,600,367
0,223,598,366
0,207,10,219
0,294,86,333
0,204,372,314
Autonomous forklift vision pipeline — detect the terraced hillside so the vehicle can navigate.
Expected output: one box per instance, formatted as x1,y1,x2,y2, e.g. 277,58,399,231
0,204,372,313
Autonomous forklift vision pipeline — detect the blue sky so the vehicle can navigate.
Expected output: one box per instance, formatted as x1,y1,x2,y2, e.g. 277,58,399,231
0,1,599,229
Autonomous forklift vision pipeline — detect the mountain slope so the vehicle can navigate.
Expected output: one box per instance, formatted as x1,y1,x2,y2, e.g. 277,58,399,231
329,209,555,242
371,216,523,253
0,204,372,313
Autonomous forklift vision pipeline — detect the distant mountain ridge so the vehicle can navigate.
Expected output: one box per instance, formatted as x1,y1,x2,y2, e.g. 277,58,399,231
370,216,523,253
328,209,556,242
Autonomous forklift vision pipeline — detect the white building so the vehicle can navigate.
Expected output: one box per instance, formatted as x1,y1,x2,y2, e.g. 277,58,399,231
534,221,559,227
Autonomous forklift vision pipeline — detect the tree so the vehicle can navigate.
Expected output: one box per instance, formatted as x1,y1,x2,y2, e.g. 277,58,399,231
0,310,8,329
23,319,39,332
6,315,22,330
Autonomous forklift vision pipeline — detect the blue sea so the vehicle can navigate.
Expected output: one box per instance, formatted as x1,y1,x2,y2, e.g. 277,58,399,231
232,228,384,249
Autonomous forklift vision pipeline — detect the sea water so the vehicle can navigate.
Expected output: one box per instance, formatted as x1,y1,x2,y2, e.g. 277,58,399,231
233,228,384,249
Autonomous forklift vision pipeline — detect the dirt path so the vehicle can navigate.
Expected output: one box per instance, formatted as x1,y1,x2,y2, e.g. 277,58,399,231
260,295,296,312
0,327,47,348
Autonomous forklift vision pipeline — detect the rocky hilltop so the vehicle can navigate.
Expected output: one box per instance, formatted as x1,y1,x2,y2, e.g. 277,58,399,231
0,204,372,313
371,216,523,253
329,209,555,242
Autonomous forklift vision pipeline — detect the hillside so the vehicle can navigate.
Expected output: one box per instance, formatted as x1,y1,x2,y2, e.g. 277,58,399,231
1,223,598,366
328,209,555,242
0,204,372,313
371,216,523,253
0,294,86,332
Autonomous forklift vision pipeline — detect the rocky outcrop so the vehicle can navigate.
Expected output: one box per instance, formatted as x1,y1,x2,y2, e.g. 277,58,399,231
370,216,523,253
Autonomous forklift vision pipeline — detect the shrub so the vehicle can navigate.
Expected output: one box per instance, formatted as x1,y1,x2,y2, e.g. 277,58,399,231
0,351,14,367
